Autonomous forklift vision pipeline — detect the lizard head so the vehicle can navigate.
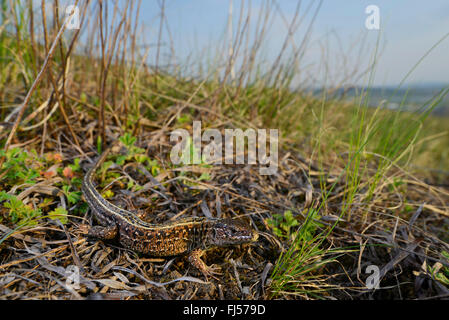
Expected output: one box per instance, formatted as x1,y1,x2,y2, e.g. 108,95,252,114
206,218,258,248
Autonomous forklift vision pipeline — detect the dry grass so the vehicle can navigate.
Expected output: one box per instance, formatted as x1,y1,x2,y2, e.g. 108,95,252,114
0,0,448,300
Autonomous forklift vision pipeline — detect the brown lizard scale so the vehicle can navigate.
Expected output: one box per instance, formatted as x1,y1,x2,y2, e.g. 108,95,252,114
81,146,258,265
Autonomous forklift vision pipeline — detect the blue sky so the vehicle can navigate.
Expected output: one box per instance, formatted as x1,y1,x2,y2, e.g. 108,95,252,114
104,1,449,87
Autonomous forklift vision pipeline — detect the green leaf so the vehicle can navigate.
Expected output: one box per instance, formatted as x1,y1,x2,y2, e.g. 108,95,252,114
48,207,68,224
69,158,81,172
62,185,81,204
71,177,83,187
0,193,41,226
115,155,127,165
198,172,211,181
135,154,148,163
101,160,114,172
119,133,136,147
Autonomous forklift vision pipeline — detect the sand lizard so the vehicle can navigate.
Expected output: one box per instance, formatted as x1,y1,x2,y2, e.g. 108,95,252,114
81,145,258,278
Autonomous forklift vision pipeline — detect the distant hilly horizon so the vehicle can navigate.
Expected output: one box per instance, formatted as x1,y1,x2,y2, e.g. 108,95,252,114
309,82,449,90
309,83,449,116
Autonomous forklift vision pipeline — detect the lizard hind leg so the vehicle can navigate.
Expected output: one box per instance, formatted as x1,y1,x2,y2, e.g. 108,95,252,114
88,223,118,240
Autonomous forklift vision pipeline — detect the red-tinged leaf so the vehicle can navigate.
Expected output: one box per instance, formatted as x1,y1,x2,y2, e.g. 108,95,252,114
63,166,74,179
41,164,59,179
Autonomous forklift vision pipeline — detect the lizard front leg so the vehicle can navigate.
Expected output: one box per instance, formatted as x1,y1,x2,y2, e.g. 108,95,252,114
188,249,222,281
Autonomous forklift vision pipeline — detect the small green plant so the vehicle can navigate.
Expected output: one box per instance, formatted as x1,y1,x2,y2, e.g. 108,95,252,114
146,158,161,176
0,191,41,226
268,208,338,299
48,207,68,224
198,172,211,181
298,209,324,242
266,210,299,240
0,146,86,227
94,133,162,193
266,209,323,243
119,133,153,166
175,135,214,188
0,148,40,185
119,132,137,148
69,158,81,172
62,185,81,205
